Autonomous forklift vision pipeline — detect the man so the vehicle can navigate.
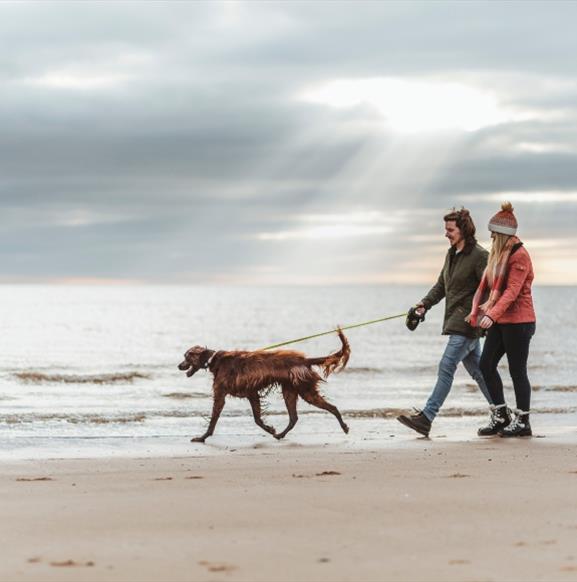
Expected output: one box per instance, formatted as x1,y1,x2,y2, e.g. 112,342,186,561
397,208,492,437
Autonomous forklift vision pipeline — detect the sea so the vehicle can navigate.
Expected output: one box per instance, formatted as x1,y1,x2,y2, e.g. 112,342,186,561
1,285,576,459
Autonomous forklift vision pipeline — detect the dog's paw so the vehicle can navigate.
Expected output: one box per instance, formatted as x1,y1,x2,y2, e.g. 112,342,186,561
190,437,207,443
342,424,350,434
273,433,285,440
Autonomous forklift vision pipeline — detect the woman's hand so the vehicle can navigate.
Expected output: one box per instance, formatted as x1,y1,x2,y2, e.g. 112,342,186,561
464,313,472,324
479,300,491,312
479,315,494,329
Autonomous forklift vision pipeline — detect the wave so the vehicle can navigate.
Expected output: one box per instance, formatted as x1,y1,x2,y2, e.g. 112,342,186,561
3,406,576,425
10,363,558,386
1,413,147,425
341,366,384,375
1,410,239,425
531,384,577,393
162,392,208,400
342,364,438,375
341,362,559,376
544,385,577,393
344,407,491,419
344,405,577,418
0,409,375,425
13,371,151,385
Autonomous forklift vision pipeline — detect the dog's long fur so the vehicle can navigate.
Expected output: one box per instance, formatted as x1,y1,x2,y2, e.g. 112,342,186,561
178,329,351,442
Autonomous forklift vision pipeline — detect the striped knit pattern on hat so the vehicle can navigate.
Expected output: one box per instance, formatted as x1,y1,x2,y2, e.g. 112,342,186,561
488,201,517,235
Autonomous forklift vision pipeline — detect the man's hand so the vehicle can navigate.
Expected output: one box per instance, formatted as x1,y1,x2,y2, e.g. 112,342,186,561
479,315,494,329
406,304,426,331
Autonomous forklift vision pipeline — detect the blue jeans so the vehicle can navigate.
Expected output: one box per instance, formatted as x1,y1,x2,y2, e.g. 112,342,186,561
422,334,492,422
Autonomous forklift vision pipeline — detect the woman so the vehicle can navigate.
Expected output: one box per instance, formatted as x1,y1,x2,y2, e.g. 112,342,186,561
467,202,536,437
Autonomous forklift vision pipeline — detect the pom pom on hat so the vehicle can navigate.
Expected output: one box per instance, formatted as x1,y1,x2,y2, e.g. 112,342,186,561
488,201,517,235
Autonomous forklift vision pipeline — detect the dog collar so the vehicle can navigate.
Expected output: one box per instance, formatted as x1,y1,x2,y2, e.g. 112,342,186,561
203,351,217,368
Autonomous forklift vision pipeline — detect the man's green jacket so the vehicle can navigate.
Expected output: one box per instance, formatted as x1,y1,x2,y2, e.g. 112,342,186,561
421,243,488,338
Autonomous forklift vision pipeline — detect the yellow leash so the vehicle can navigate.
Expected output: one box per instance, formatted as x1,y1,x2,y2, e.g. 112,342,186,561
261,312,408,350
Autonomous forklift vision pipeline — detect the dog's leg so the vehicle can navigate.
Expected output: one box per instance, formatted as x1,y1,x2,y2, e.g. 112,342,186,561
299,388,349,434
248,395,276,437
191,394,225,443
275,386,299,440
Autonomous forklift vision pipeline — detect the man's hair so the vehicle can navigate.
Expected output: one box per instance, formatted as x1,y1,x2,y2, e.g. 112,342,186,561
443,207,477,253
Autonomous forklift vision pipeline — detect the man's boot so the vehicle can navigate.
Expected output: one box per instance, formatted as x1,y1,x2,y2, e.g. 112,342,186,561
500,409,532,437
477,404,512,436
397,410,431,437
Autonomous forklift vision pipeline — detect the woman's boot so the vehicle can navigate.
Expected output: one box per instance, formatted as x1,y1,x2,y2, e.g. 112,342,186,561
478,404,512,436
499,409,532,437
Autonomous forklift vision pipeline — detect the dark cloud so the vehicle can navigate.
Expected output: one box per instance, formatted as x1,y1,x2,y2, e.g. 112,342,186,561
430,151,577,196
1,1,577,283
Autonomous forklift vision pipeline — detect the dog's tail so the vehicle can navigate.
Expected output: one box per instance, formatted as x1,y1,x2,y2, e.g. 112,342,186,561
306,327,350,378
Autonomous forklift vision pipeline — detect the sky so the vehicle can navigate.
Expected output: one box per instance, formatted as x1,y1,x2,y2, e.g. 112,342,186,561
1,1,577,285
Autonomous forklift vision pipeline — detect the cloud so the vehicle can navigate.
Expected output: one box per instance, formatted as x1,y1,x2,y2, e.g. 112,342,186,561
20,71,133,90
255,211,404,241
299,77,534,133
1,2,577,283
463,191,577,204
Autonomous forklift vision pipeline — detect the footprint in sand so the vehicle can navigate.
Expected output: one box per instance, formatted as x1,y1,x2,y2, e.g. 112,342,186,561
153,477,173,481
50,560,94,568
292,471,342,479
16,477,53,482
251,442,268,449
447,473,471,479
448,559,470,565
185,476,204,480
198,560,236,573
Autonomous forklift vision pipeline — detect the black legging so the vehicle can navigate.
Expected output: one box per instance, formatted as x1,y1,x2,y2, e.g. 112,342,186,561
479,322,536,411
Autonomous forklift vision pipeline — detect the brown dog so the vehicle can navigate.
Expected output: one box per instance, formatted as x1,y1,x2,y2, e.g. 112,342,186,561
178,329,350,442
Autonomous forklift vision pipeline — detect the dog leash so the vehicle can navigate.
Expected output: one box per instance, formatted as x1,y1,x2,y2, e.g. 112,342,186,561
260,312,408,350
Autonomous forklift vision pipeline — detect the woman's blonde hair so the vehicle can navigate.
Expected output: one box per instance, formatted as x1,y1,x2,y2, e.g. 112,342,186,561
487,231,511,284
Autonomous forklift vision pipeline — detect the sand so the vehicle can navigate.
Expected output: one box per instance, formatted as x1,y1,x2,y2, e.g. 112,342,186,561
2,435,577,582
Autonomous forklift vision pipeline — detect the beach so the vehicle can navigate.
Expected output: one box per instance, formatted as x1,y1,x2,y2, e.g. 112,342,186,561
2,285,577,581
2,432,577,582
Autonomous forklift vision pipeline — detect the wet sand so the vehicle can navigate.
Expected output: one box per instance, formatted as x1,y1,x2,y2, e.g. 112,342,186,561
1,435,577,582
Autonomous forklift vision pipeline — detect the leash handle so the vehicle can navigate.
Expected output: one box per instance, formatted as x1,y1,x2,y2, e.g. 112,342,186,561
260,312,408,351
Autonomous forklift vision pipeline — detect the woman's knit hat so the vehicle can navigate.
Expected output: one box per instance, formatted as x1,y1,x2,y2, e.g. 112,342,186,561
488,201,517,235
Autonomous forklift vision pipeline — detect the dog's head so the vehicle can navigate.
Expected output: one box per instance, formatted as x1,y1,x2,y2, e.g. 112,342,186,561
178,346,215,377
